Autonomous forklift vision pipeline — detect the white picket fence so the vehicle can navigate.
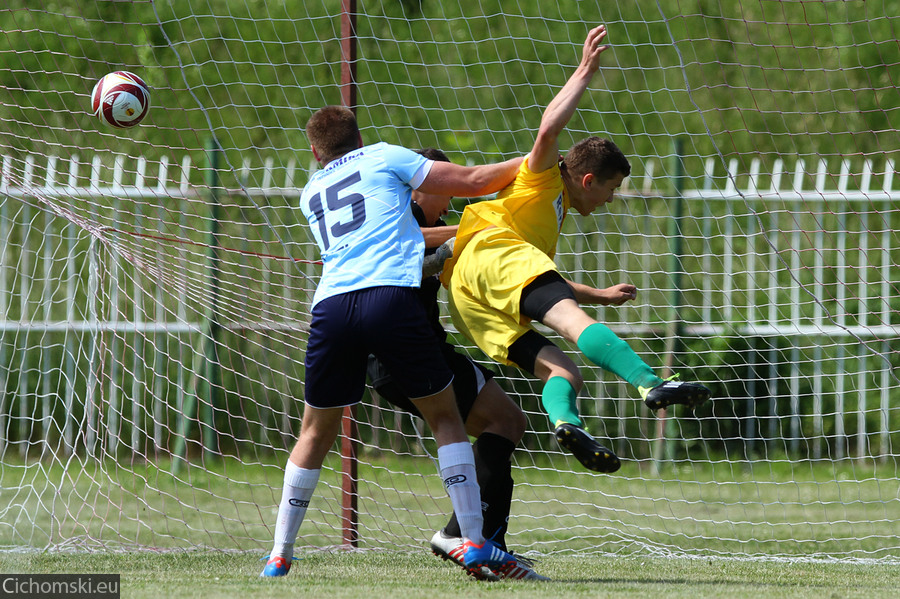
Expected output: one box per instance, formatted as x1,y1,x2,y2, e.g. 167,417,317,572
0,151,897,461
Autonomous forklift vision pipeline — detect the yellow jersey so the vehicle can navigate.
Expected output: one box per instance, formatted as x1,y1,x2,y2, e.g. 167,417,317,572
441,156,568,285
440,157,570,365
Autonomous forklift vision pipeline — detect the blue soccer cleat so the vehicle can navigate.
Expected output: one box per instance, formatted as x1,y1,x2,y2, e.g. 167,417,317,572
459,538,518,580
259,555,292,577
431,530,496,581
430,530,549,581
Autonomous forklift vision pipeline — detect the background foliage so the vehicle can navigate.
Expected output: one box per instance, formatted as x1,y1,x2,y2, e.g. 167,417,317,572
2,1,898,167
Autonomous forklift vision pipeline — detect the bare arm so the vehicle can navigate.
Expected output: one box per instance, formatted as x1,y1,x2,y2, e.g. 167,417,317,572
529,25,610,174
566,278,636,306
421,225,458,248
418,156,524,198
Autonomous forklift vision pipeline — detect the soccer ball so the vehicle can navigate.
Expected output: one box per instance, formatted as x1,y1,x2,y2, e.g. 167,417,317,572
91,71,151,128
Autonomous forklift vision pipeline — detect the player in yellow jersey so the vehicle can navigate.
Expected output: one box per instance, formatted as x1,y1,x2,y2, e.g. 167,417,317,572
440,25,711,472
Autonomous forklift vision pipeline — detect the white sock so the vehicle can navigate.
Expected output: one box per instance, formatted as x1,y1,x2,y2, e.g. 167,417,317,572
437,441,484,545
269,461,320,559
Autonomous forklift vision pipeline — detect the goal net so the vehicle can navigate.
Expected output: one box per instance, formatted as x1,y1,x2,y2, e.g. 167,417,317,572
1,1,898,562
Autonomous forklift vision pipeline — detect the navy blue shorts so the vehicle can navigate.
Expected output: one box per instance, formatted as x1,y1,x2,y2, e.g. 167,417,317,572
304,286,454,409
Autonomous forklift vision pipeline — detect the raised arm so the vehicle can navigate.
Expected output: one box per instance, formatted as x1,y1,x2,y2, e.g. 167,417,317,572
417,156,524,198
529,25,610,174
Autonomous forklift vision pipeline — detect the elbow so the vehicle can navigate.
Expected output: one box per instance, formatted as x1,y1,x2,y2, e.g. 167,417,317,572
536,123,563,146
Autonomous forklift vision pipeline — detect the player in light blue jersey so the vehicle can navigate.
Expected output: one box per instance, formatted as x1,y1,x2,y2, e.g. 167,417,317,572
261,105,525,581
300,141,434,306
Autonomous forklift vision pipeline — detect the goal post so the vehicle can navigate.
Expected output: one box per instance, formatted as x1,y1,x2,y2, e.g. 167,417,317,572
0,1,898,563
340,0,360,549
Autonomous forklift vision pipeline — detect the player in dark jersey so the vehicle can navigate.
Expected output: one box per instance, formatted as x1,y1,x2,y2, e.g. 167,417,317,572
366,149,547,581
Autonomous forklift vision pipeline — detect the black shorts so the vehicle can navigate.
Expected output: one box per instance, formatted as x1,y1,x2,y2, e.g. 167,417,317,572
519,270,576,322
368,346,495,421
507,270,572,374
507,329,556,376
304,286,454,409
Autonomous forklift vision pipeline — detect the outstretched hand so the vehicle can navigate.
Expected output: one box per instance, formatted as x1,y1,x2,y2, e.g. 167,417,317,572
530,24,612,174
567,280,637,306
598,283,637,306
580,25,611,74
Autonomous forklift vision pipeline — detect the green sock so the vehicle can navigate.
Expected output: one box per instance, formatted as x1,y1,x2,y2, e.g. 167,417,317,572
541,376,582,428
576,322,664,390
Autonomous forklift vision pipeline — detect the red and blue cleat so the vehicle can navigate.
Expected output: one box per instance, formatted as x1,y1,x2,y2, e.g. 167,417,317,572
260,555,293,577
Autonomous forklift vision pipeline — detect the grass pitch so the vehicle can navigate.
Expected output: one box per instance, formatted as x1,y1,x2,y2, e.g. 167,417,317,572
2,455,899,598
3,550,899,599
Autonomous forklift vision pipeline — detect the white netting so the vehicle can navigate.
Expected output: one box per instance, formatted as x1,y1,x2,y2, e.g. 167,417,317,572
0,1,897,561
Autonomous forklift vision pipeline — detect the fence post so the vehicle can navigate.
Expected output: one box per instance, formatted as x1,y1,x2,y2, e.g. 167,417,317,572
17,201,31,458
173,138,222,472
0,181,8,457
652,137,686,473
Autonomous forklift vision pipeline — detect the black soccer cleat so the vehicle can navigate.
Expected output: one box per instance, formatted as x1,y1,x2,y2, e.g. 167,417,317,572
554,423,621,473
641,376,711,411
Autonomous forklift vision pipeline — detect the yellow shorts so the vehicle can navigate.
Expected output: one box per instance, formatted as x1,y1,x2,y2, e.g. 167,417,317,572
447,228,557,365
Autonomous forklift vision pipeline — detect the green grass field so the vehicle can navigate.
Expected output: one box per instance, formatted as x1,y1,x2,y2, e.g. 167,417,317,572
2,455,899,597
3,550,899,599
3,455,898,557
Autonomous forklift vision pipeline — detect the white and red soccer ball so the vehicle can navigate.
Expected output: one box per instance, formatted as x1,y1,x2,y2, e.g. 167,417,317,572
91,71,151,128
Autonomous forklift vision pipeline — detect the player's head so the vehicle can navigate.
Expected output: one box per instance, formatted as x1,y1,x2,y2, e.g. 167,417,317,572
411,147,451,227
564,136,630,183
306,105,362,165
563,136,630,216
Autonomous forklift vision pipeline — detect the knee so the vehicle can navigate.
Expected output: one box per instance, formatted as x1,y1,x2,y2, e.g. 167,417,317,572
477,406,526,444
469,382,526,444
499,405,527,444
534,345,584,393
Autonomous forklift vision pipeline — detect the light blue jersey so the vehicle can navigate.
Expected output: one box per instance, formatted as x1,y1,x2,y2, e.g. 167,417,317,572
300,142,433,306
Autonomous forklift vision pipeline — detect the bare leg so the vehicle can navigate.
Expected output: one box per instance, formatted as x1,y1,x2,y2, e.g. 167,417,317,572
463,379,526,443
289,404,344,468
264,403,343,574
444,379,524,549
539,298,596,344
410,383,468,446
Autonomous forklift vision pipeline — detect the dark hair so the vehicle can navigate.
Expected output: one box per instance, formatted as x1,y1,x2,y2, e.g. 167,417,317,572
563,136,631,182
305,105,360,164
416,147,450,163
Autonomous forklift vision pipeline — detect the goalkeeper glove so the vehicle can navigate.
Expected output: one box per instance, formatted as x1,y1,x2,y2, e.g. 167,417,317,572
422,237,455,278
